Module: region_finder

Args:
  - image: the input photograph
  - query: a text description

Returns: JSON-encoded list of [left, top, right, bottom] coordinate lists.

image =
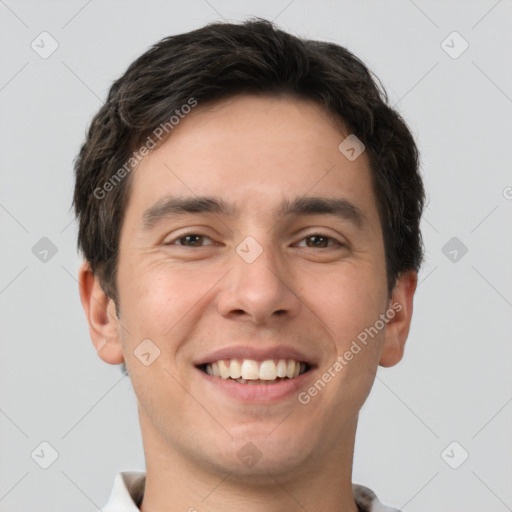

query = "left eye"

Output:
[[296, 234, 341, 248]]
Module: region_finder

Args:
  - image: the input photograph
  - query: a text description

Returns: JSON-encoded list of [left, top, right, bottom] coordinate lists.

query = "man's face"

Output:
[[96, 94, 409, 478]]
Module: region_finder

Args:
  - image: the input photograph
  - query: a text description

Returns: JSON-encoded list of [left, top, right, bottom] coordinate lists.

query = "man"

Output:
[[74, 18, 424, 512]]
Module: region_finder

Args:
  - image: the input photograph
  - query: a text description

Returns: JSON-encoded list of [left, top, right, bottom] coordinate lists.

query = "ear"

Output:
[[78, 261, 125, 365], [379, 269, 418, 368]]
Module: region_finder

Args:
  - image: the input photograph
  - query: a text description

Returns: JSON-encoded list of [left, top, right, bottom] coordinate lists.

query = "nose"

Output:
[[217, 240, 302, 325]]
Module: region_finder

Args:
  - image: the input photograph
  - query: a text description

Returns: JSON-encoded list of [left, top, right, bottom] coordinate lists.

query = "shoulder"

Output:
[[353, 484, 402, 512]]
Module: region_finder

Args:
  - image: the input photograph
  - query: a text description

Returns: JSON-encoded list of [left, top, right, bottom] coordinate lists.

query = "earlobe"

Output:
[[78, 261, 125, 365], [379, 270, 418, 368]]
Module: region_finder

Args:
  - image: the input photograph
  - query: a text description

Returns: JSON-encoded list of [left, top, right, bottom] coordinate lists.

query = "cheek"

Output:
[[117, 261, 226, 373], [120, 262, 205, 328], [302, 262, 387, 345], [117, 266, 200, 411]]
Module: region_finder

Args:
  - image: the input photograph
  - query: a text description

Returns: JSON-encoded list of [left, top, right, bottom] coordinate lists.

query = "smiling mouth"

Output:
[[198, 358, 312, 384]]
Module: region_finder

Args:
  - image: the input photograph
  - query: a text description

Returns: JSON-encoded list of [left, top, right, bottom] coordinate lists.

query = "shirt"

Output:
[[102, 472, 402, 512]]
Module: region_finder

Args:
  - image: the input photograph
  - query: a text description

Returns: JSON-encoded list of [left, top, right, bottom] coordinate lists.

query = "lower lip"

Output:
[[196, 367, 314, 404]]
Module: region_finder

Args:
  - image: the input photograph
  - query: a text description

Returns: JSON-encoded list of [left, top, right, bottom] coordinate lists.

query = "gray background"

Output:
[[1, 0, 511, 510]]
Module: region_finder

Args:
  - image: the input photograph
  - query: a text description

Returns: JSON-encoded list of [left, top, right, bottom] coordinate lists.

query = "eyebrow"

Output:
[[139, 195, 368, 232]]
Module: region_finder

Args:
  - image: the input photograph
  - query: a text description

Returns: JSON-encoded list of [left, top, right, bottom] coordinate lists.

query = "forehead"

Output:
[[123, 94, 379, 228]]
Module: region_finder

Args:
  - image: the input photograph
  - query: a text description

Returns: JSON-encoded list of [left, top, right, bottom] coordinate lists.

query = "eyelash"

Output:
[[165, 232, 344, 249]]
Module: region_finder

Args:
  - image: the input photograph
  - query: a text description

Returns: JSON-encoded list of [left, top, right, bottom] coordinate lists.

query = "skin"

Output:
[[79, 94, 417, 512]]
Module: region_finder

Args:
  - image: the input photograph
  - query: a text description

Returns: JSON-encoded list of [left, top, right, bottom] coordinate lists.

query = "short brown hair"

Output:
[[73, 18, 425, 307]]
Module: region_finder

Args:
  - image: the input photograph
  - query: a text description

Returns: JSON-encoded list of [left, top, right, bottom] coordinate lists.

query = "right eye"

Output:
[[164, 233, 215, 247]]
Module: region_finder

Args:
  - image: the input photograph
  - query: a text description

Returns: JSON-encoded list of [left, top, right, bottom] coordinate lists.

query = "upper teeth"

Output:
[[205, 359, 306, 380]]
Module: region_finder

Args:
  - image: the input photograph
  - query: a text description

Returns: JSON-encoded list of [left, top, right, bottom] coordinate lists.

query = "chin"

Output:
[[201, 428, 315, 480]]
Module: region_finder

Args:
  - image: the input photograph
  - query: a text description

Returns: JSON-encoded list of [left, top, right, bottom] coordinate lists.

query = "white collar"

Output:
[[102, 472, 145, 512], [102, 471, 401, 512]]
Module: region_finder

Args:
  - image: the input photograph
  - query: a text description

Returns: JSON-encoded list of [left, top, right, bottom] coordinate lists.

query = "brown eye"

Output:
[[179, 234, 204, 246], [306, 235, 329, 248], [297, 234, 342, 249], [166, 233, 214, 247]]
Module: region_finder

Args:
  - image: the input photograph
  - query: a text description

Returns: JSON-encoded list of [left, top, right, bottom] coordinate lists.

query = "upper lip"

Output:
[[193, 345, 317, 366]]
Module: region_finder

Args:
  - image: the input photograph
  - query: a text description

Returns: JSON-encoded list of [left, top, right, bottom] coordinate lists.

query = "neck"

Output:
[[138, 413, 360, 512]]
